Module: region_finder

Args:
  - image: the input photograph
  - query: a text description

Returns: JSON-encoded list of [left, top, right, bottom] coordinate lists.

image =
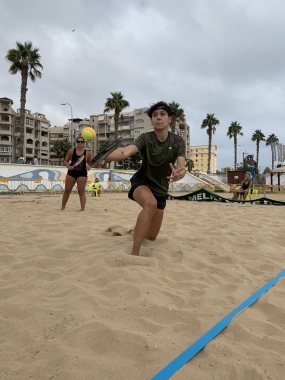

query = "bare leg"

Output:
[[61, 175, 76, 210], [145, 209, 164, 241], [77, 176, 88, 211], [243, 190, 248, 200], [233, 190, 238, 200], [131, 186, 158, 256]]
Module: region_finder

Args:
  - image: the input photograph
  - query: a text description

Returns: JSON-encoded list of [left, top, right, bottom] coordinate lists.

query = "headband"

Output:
[[148, 104, 173, 117]]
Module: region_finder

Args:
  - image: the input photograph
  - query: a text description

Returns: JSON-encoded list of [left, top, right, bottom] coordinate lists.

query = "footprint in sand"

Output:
[[105, 226, 133, 237]]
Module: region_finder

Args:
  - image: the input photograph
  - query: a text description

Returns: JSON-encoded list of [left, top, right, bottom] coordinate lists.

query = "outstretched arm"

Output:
[[105, 144, 139, 162]]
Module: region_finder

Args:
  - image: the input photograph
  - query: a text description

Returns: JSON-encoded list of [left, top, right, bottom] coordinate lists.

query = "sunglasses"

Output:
[[77, 140, 84, 143]]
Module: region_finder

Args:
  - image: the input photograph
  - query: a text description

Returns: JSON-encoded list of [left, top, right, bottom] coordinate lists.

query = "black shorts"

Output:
[[67, 171, 87, 180], [128, 184, 167, 210]]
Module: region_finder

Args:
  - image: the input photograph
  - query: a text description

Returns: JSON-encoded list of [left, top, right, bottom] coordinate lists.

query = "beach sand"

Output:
[[0, 192, 284, 380]]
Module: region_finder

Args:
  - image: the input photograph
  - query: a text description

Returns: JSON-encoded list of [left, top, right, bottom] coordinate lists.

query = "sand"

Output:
[[0, 192, 284, 380]]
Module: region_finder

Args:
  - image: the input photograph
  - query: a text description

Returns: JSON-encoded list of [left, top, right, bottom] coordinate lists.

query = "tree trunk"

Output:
[[114, 111, 119, 140], [208, 128, 212, 172], [256, 142, 259, 171], [272, 154, 274, 170], [20, 67, 28, 157], [234, 136, 237, 170]]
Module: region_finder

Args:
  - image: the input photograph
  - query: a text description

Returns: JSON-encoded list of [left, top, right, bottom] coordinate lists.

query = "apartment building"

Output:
[[89, 107, 190, 158], [190, 145, 217, 174], [49, 126, 64, 165], [0, 97, 15, 163], [0, 97, 50, 164]]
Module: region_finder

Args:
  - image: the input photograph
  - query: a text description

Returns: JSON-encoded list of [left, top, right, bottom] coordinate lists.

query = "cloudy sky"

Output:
[[1, 0, 285, 170]]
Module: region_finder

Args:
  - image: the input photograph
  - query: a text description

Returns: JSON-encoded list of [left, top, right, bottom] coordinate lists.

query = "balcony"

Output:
[[0, 129, 11, 135], [26, 133, 34, 140], [0, 138, 11, 145]]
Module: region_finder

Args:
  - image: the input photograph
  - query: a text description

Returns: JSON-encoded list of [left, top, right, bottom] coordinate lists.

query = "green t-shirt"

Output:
[[131, 132, 185, 197]]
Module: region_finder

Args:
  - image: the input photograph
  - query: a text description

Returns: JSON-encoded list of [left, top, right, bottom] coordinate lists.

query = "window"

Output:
[[26, 118, 34, 125], [41, 160, 48, 165], [134, 128, 144, 134], [0, 146, 10, 152], [0, 156, 11, 162], [41, 122, 49, 129], [64, 128, 69, 134], [1, 116, 9, 122], [135, 119, 144, 124], [42, 142, 48, 147], [27, 139, 33, 145], [26, 148, 33, 154], [1, 136, 9, 141], [0, 125, 10, 131]]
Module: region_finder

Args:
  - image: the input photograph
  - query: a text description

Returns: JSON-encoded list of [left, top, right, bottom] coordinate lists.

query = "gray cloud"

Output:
[[1, 0, 285, 170]]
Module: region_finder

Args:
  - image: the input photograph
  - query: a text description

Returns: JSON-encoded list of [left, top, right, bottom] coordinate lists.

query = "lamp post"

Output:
[[238, 144, 247, 167], [61, 103, 74, 147]]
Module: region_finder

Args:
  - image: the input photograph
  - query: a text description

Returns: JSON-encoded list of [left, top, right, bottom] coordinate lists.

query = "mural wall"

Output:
[[0, 164, 204, 193]]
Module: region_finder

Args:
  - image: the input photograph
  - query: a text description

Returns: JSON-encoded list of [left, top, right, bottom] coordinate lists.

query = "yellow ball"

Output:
[[82, 127, 96, 141]]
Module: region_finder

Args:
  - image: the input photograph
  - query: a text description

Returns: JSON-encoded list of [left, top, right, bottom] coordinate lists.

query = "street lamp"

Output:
[[61, 103, 74, 147], [238, 144, 247, 166]]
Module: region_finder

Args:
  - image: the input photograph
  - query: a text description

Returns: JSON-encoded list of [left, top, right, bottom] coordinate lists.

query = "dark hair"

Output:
[[76, 138, 85, 142], [146, 101, 174, 118]]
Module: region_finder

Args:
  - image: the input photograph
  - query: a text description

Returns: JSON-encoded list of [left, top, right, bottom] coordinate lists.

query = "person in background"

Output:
[[92, 177, 102, 196], [33, 156, 39, 165], [61, 137, 91, 211], [18, 156, 24, 164], [233, 172, 253, 200]]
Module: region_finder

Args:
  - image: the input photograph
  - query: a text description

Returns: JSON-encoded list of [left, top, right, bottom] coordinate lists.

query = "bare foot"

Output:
[[80, 209, 85, 211], [60, 207, 65, 210]]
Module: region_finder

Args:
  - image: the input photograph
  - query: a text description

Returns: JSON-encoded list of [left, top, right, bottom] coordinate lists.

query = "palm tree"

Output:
[[104, 92, 130, 140], [201, 113, 220, 173], [251, 130, 265, 171], [186, 159, 194, 172], [169, 101, 185, 134], [52, 140, 71, 165], [227, 121, 243, 170], [265, 134, 279, 169], [5, 41, 43, 156]]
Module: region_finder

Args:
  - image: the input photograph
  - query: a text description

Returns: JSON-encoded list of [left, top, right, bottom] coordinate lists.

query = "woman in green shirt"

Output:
[[105, 101, 186, 256]]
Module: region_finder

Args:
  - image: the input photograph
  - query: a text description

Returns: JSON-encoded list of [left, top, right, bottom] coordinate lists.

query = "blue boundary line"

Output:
[[151, 269, 285, 380]]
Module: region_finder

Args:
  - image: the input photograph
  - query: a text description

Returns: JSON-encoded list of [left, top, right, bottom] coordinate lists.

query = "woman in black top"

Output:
[[61, 137, 92, 211], [233, 172, 253, 200]]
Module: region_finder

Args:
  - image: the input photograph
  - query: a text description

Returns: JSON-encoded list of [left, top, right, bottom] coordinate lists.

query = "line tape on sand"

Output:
[[151, 269, 285, 380]]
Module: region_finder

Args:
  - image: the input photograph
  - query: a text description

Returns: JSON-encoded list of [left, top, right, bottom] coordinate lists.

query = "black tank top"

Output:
[[70, 148, 87, 173], [242, 180, 250, 190]]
